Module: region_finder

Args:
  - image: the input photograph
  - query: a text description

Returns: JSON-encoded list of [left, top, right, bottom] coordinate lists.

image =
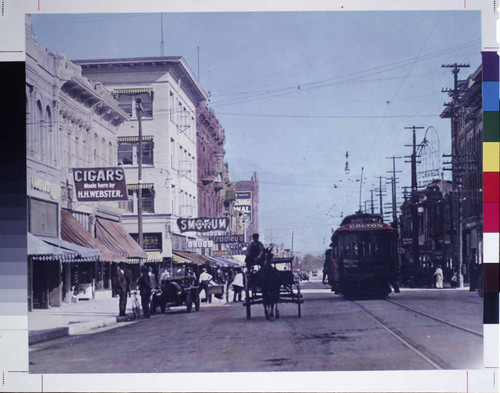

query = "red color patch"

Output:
[[483, 202, 500, 232], [483, 172, 500, 202]]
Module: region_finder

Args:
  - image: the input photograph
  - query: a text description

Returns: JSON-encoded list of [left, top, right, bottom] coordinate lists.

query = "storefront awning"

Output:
[[96, 217, 148, 260], [129, 250, 163, 264], [28, 233, 77, 261], [172, 252, 193, 264], [38, 236, 100, 262], [173, 251, 210, 266], [61, 210, 126, 263]]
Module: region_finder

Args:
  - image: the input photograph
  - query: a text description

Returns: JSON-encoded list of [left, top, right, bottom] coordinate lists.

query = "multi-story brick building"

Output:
[[26, 18, 145, 309], [76, 56, 208, 262], [196, 103, 225, 218], [441, 65, 483, 285]]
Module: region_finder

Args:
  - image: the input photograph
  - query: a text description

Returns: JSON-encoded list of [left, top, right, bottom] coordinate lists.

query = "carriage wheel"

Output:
[[245, 286, 251, 320], [297, 281, 302, 318]]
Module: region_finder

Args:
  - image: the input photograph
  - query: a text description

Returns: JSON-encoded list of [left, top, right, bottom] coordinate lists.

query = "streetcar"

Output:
[[329, 212, 398, 298]]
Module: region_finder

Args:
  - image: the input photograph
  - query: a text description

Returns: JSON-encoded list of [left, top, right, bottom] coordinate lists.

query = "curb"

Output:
[[29, 314, 136, 345]]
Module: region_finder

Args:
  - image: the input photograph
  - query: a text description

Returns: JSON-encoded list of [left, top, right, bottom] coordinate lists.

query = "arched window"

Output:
[[46, 106, 53, 166], [101, 138, 106, 166], [36, 100, 43, 162]]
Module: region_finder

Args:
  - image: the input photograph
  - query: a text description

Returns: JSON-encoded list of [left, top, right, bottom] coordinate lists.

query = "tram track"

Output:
[[352, 299, 483, 370], [384, 299, 483, 337]]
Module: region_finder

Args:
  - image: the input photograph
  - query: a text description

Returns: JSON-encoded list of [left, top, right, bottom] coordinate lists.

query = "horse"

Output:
[[258, 249, 282, 320]]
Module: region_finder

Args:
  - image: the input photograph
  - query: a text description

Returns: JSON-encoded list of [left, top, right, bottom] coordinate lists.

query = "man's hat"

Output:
[[252, 233, 259, 239]]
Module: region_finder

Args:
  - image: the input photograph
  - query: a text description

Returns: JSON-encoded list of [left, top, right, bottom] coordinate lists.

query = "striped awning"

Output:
[[113, 88, 153, 99], [38, 236, 101, 263], [118, 135, 153, 143], [173, 251, 210, 266], [127, 183, 154, 190], [173, 252, 193, 264], [28, 233, 77, 261], [129, 250, 163, 264]]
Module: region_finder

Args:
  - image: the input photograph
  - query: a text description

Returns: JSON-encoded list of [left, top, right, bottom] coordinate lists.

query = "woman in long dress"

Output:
[[433, 265, 444, 289]]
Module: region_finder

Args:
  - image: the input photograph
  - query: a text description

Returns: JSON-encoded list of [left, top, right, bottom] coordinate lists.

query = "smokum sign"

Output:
[[177, 217, 230, 233], [73, 167, 128, 202]]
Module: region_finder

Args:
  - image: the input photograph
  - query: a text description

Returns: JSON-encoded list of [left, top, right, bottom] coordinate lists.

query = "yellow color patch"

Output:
[[483, 142, 500, 172]]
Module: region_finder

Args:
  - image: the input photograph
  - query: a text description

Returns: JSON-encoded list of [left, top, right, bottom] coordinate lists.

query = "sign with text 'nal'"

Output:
[[73, 167, 129, 202]]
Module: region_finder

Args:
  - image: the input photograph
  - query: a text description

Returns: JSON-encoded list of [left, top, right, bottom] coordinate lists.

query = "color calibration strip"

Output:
[[482, 51, 500, 326]]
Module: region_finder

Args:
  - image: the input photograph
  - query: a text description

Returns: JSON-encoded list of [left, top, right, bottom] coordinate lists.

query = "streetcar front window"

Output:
[[338, 232, 393, 259]]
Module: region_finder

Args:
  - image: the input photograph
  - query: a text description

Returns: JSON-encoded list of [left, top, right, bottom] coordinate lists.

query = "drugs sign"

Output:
[[73, 167, 128, 202]]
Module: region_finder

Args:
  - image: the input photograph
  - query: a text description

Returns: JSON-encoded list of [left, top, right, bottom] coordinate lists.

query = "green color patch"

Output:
[[483, 111, 500, 142]]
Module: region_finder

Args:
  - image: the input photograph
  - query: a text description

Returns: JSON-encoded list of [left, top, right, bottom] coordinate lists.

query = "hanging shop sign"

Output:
[[131, 233, 162, 251], [30, 177, 61, 200], [212, 235, 245, 244], [213, 250, 228, 257], [234, 191, 252, 223], [187, 240, 214, 249], [72, 167, 128, 202], [177, 217, 230, 233]]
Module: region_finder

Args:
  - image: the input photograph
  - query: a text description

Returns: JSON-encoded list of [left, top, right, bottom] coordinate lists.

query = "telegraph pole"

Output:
[[370, 189, 375, 214], [385, 156, 402, 227], [136, 99, 144, 261], [442, 63, 469, 288], [378, 176, 384, 220], [405, 126, 424, 265]]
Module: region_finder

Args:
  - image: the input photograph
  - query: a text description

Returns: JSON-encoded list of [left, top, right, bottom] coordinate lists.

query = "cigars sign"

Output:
[[72, 167, 128, 202]]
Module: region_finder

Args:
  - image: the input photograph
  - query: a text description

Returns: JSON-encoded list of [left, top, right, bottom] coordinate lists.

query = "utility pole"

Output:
[[442, 63, 469, 288], [358, 167, 364, 213], [160, 13, 165, 57], [370, 189, 375, 214], [379, 176, 384, 220], [385, 156, 402, 227], [405, 126, 424, 266], [136, 99, 144, 262]]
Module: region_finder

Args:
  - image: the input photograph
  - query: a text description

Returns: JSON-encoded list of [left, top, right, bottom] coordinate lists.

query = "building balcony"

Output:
[[202, 170, 216, 185]]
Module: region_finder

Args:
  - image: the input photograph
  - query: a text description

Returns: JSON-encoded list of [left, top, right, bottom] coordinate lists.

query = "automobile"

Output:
[[152, 264, 200, 313]]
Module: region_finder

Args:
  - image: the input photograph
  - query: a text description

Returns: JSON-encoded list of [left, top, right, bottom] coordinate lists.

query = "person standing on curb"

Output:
[[138, 265, 152, 318], [232, 268, 244, 302], [198, 267, 213, 303], [116, 263, 129, 317]]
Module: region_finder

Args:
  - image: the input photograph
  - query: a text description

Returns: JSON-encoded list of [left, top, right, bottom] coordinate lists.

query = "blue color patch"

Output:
[[483, 81, 500, 112]]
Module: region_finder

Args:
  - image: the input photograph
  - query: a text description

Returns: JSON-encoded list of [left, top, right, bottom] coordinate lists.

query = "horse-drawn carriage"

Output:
[[244, 250, 303, 320]]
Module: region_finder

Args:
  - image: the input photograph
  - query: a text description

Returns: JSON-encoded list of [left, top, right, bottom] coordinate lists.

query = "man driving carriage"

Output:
[[245, 233, 265, 270]]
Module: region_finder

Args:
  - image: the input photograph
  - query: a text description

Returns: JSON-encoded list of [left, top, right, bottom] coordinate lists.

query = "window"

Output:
[[119, 184, 155, 213], [117, 136, 154, 166], [113, 88, 154, 118], [118, 142, 133, 165]]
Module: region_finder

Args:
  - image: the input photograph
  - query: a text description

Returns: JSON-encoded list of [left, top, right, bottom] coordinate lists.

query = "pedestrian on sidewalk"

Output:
[[433, 264, 444, 289], [116, 263, 130, 316], [148, 266, 157, 314], [198, 267, 213, 303], [232, 268, 244, 302], [138, 265, 152, 318]]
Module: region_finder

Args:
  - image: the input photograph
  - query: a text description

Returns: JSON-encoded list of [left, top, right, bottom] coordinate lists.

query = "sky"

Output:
[[29, 11, 482, 255]]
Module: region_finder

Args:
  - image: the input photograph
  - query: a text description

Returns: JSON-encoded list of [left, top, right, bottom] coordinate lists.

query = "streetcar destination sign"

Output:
[[72, 167, 128, 202], [177, 217, 230, 233]]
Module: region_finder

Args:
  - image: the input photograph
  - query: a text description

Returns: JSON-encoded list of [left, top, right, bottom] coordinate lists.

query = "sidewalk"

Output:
[[29, 294, 135, 345], [29, 290, 233, 345]]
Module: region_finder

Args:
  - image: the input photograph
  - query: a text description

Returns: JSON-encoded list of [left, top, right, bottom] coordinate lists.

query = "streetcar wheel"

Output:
[[186, 291, 192, 313]]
